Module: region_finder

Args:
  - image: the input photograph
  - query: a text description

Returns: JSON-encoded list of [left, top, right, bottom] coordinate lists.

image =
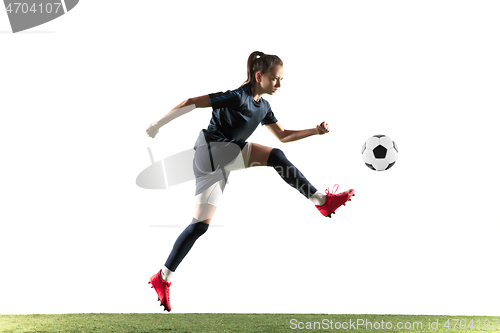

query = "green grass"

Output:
[[1, 314, 499, 333]]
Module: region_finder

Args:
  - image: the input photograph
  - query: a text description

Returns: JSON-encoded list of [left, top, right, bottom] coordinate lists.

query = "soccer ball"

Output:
[[361, 135, 398, 171]]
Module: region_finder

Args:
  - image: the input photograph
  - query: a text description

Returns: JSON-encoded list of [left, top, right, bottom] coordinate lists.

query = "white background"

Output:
[[1, 0, 499, 316]]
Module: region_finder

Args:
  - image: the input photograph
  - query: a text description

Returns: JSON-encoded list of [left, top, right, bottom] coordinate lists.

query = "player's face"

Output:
[[261, 65, 284, 95]]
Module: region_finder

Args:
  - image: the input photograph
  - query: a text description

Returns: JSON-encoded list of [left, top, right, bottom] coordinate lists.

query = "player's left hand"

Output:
[[316, 121, 329, 135], [146, 122, 159, 138]]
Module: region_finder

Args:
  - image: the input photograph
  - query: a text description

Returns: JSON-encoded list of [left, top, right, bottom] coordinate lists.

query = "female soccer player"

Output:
[[146, 51, 355, 311]]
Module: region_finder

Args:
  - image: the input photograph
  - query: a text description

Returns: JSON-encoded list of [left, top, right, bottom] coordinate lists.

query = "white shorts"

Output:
[[194, 179, 224, 207], [194, 143, 252, 207]]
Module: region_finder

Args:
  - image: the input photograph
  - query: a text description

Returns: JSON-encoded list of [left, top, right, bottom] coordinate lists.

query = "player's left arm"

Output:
[[266, 121, 329, 143]]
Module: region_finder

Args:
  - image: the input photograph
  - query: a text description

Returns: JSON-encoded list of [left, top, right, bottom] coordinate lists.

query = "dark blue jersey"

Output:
[[192, 84, 278, 195], [203, 84, 278, 144]]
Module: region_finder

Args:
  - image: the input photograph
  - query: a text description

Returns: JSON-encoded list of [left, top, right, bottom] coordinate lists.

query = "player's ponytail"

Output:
[[241, 51, 283, 87]]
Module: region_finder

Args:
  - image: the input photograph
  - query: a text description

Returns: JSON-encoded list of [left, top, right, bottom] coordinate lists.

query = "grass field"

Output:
[[1, 314, 499, 333]]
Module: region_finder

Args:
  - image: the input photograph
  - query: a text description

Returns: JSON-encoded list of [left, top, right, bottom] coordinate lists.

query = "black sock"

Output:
[[266, 148, 318, 199], [165, 218, 209, 271]]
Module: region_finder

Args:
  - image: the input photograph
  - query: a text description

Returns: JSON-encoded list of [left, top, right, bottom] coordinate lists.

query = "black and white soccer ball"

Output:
[[361, 135, 398, 171]]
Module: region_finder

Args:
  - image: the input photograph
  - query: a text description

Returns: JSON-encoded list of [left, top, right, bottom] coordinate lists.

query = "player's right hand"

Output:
[[146, 123, 159, 138]]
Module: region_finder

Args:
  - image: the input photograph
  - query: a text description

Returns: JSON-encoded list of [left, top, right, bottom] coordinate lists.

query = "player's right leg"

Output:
[[244, 142, 355, 217]]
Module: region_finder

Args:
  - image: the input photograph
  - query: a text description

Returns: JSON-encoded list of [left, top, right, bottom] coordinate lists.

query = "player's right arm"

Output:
[[146, 95, 211, 138]]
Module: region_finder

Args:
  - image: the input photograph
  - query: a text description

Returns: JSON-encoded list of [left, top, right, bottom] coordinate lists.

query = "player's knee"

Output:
[[267, 148, 287, 167], [191, 218, 209, 236], [198, 218, 212, 225]]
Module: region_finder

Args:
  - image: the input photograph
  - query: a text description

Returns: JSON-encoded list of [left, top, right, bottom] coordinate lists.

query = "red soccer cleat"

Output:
[[315, 185, 355, 218], [149, 270, 171, 312]]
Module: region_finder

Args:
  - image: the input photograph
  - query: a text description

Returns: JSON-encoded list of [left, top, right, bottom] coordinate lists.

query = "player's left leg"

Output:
[[149, 182, 222, 312], [161, 188, 220, 276]]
